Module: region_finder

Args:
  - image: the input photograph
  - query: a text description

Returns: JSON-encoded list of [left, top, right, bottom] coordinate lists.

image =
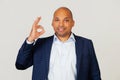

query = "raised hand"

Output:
[[27, 17, 45, 42]]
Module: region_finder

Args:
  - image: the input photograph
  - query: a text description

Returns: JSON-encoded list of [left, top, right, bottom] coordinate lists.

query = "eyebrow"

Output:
[[64, 17, 71, 19], [54, 17, 71, 19]]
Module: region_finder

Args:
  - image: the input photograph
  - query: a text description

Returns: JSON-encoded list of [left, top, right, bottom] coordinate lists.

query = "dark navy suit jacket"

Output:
[[15, 34, 101, 80]]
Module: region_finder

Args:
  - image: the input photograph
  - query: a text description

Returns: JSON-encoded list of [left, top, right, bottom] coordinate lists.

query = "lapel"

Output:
[[44, 36, 54, 77], [74, 34, 83, 76]]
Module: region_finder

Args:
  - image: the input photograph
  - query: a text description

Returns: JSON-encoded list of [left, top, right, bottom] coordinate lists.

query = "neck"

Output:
[[55, 33, 71, 42]]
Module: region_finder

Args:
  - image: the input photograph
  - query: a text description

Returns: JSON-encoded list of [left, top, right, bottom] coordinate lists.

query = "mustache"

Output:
[[57, 26, 66, 29], [57, 26, 65, 28]]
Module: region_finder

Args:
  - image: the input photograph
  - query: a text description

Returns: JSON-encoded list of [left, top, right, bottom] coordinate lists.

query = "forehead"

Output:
[[53, 8, 72, 19]]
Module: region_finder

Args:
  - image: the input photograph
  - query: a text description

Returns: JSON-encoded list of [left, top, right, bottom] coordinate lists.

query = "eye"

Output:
[[55, 20, 59, 21], [64, 19, 69, 22], [54, 18, 59, 21]]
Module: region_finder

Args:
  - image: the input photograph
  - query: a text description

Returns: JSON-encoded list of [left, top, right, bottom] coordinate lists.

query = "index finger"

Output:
[[33, 17, 41, 26]]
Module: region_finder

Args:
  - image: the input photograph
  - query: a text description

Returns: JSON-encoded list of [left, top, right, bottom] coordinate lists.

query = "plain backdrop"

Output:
[[0, 0, 120, 80]]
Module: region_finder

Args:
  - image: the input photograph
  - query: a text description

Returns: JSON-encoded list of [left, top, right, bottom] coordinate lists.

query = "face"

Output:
[[52, 8, 74, 38]]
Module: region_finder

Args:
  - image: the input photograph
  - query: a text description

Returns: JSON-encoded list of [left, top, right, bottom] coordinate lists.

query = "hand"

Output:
[[27, 17, 45, 42]]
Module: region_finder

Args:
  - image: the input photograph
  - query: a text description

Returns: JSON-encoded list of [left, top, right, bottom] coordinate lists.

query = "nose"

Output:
[[59, 21, 64, 27]]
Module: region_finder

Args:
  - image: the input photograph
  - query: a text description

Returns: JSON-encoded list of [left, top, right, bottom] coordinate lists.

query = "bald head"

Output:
[[53, 7, 73, 20], [52, 7, 75, 41]]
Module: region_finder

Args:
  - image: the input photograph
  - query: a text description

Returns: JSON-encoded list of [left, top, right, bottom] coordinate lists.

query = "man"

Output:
[[15, 7, 101, 80]]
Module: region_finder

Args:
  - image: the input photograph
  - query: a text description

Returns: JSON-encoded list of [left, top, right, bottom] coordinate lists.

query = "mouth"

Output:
[[57, 27, 65, 32]]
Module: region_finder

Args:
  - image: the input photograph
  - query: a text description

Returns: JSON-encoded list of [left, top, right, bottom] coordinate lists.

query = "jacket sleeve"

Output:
[[88, 40, 101, 80], [15, 39, 34, 70]]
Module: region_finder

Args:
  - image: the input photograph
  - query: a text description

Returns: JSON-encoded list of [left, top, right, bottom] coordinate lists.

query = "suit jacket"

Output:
[[15, 34, 101, 80]]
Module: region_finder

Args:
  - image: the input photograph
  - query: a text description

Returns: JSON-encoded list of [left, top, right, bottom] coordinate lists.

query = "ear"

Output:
[[72, 20, 75, 27], [51, 20, 54, 27]]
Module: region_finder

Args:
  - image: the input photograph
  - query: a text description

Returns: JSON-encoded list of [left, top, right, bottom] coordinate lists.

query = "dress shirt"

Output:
[[48, 33, 77, 80]]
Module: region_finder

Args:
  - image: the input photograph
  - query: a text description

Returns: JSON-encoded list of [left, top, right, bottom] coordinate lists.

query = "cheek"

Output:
[[52, 24, 58, 31], [66, 25, 74, 31], [66, 23, 73, 28], [52, 22, 58, 27]]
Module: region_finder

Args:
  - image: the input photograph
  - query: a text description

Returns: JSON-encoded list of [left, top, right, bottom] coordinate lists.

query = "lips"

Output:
[[57, 27, 65, 32]]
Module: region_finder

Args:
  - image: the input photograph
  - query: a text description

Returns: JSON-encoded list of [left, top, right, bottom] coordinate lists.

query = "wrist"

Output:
[[27, 37, 35, 42]]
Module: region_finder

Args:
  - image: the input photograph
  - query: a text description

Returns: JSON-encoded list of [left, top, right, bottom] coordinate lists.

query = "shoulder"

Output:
[[35, 35, 54, 45], [74, 34, 95, 51], [74, 34, 94, 46], [74, 34, 92, 42], [37, 35, 54, 41]]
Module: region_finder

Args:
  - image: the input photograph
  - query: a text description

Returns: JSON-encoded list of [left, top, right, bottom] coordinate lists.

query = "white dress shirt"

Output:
[[48, 33, 77, 80]]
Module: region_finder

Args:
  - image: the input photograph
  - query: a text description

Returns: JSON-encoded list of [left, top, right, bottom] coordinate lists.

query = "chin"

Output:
[[56, 33, 68, 37]]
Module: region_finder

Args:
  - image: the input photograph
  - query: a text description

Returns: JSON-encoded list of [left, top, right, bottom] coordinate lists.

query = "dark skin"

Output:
[[27, 7, 74, 42]]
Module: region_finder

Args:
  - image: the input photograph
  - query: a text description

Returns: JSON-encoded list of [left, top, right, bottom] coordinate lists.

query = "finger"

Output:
[[36, 25, 43, 31], [33, 17, 41, 26], [37, 25, 45, 33], [37, 28, 42, 32]]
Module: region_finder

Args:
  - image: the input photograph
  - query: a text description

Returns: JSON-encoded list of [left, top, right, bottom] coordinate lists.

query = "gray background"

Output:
[[0, 0, 120, 80]]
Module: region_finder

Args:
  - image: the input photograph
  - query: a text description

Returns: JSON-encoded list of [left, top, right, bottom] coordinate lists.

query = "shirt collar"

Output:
[[53, 33, 76, 43]]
